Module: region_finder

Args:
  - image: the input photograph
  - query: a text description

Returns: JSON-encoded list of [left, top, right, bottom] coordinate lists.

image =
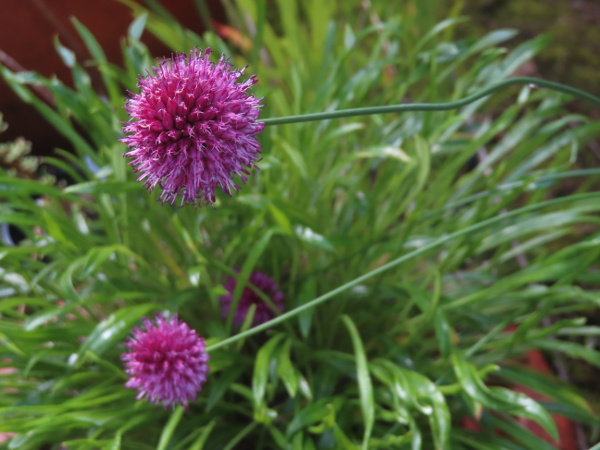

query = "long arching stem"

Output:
[[206, 192, 600, 352], [206, 77, 600, 352], [262, 77, 600, 126]]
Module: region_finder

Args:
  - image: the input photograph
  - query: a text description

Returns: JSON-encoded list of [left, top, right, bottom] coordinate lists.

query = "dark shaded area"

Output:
[[447, 0, 600, 166], [457, 0, 600, 107], [0, 0, 225, 156]]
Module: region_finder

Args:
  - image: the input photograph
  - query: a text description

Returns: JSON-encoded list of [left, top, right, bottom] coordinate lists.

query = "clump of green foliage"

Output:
[[0, 1, 599, 448]]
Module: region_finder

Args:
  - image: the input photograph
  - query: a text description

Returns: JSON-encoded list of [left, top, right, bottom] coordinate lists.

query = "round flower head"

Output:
[[122, 48, 264, 206], [220, 271, 285, 327], [122, 314, 210, 409]]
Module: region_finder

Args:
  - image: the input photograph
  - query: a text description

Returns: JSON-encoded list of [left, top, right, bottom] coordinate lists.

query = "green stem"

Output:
[[206, 191, 600, 352], [262, 77, 600, 126]]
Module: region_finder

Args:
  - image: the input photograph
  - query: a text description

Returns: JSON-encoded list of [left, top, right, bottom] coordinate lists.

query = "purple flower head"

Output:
[[122, 48, 264, 206], [220, 271, 285, 327], [122, 314, 210, 409]]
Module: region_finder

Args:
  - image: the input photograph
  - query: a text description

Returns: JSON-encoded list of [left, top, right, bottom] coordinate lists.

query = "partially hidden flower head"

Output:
[[122, 314, 210, 409], [220, 271, 285, 327], [122, 48, 264, 206]]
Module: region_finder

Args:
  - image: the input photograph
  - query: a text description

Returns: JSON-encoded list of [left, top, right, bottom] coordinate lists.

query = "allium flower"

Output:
[[220, 271, 285, 327], [122, 48, 264, 206], [122, 314, 210, 409]]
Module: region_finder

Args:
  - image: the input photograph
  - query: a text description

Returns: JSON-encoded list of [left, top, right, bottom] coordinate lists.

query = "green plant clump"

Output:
[[1, 1, 599, 449]]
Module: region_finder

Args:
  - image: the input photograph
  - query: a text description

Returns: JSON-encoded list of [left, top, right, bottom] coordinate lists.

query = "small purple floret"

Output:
[[121, 48, 264, 206], [122, 314, 210, 409], [220, 271, 285, 327]]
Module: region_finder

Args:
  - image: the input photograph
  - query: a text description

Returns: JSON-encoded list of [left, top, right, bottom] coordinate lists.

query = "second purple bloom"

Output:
[[220, 271, 285, 327]]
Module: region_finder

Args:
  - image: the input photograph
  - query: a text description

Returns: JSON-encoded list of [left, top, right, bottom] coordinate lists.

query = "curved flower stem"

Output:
[[262, 77, 600, 126], [206, 191, 600, 352]]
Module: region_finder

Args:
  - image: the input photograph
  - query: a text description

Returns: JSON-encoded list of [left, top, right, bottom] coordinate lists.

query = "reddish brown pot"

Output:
[[0, 0, 225, 156]]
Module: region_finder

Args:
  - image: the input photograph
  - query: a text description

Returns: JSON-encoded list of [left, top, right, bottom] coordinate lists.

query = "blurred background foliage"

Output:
[[454, 0, 600, 100], [0, 0, 599, 449]]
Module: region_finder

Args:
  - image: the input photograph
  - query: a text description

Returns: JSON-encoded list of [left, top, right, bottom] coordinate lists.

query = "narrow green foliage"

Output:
[[0, 0, 599, 449], [342, 315, 374, 449]]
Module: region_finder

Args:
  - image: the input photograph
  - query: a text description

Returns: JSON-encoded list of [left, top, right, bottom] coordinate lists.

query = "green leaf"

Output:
[[528, 339, 600, 368], [129, 13, 148, 41], [451, 349, 558, 441], [107, 432, 122, 450], [294, 225, 334, 251], [297, 279, 317, 339], [493, 416, 557, 450], [222, 422, 258, 450], [156, 405, 184, 450], [342, 315, 374, 450], [371, 359, 450, 450], [188, 420, 217, 450], [76, 303, 158, 365], [499, 367, 595, 421], [252, 333, 285, 414], [54, 37, 76, 68], [71, 17, 121, 106], [286, 398, 336, 437], [276, 338, 299, 397]]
